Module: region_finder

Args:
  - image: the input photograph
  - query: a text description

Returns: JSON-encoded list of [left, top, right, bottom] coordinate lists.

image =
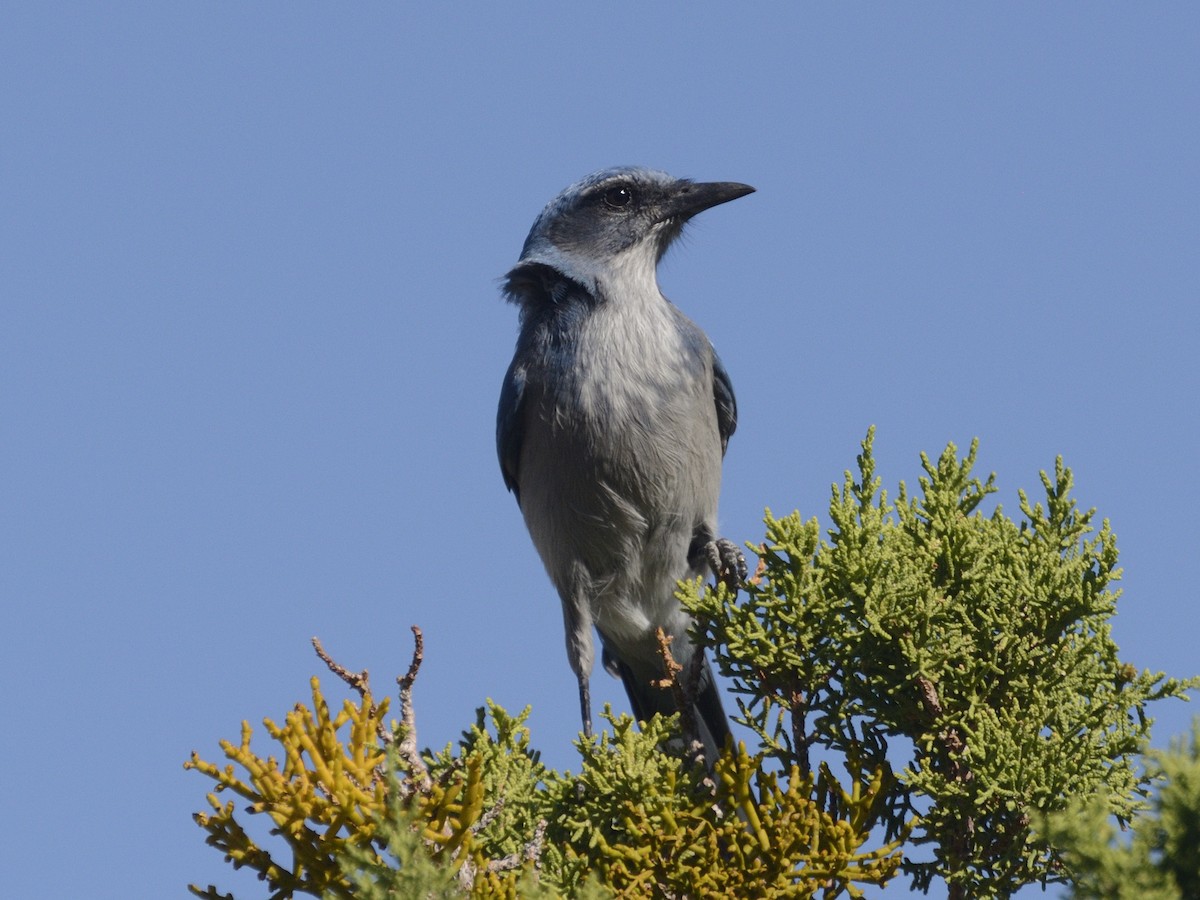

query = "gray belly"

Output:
[[517, 380, 722, 647]]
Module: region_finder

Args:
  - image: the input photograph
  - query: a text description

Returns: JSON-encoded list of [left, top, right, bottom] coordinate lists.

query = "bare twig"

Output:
[[397, 625, 431, 791], [487, 818, 548, 874], [653, 628, 707, 763], [456, 858, 477, 892], [311, 636, 391, 749], [915, 673, 943, 718], [309, 629, 431, 791], [398, 624, 425, 697], [915, 673, 974, 899], [312, 636, 372, 698], [915, 674, 969, 775], [750, 544, 768, 586], [473, 797, 504, 834], [652, 627, 684, 691]]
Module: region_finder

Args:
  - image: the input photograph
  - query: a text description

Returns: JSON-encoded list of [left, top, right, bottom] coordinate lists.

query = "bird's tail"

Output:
[[613, 650, 731, 763]]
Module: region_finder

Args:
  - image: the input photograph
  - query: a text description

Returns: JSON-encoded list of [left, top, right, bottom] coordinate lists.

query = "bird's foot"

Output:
[[705, 538, 747, 593]]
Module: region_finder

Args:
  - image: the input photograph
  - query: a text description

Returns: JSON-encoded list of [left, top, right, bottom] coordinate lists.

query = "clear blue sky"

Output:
[[3, 5, 1197, 897]]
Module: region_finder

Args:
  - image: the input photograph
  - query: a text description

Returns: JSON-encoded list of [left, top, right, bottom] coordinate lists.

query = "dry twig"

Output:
[[396, 625, 431, 791]]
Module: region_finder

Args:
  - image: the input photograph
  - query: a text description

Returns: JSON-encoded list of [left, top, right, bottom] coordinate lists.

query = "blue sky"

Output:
[[3, 5, 1197, 897]]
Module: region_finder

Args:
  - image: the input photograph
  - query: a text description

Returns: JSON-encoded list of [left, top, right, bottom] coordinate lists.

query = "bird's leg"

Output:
[[704, 538, 748, 593], [578, 672, 593, 738]]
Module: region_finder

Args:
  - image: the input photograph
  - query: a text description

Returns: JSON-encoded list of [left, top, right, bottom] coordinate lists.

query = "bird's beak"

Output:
[[660, 180, 756, 223]]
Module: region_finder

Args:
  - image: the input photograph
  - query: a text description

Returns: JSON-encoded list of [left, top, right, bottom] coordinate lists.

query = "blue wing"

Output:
[[712, 351, 737, 456], [496, 358, 527, 502]]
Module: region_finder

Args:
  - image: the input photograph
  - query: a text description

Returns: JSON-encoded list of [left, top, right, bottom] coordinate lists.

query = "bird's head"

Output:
[[507, 166, 754, 299]]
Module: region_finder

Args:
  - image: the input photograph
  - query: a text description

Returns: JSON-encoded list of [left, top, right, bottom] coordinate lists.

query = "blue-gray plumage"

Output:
[[496, 166, 753, 758]]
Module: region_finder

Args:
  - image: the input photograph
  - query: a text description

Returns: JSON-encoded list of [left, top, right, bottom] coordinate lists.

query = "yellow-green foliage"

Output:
[[185, 676, 390, 898], [546, 712, 905, 898], [187, 685, 900, 898], [186, 677, 537, 899]]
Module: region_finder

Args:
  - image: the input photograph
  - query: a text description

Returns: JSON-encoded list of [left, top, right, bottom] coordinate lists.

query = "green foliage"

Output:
[[425, 702, 551, 875], [338, 795, 469, 900], [685, 428, 1195, 896], [539, 710, 903, 898], [338, 715, 561, 900], [1154, 721, 1200, 896], [1039, 718, 1200, 899], [187, 432, 1196, 898]]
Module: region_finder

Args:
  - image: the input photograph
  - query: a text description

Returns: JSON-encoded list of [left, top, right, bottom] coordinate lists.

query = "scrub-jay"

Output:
[[496, 166, 753, 757]]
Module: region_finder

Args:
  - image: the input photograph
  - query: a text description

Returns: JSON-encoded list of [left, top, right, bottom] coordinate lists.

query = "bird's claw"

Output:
[[705, 538, 747, 593]]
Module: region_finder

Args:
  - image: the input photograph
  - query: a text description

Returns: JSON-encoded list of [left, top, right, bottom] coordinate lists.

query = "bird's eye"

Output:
[[603, 185, 634, 210]]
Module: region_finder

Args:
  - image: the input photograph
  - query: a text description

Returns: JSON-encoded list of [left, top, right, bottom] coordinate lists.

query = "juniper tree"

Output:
[[685, 428, 1194, 895], [187, 432, 1195, 898]]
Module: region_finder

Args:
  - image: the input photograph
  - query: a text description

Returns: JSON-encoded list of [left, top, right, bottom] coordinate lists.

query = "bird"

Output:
[[496, 166, 753, 759]]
